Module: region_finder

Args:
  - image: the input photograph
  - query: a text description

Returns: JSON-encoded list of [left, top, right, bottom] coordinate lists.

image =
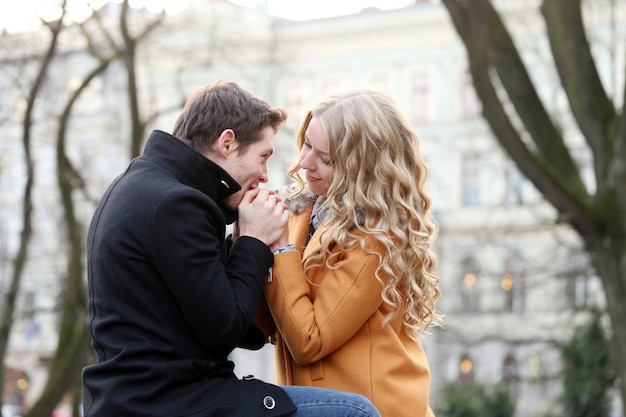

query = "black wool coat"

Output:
[[83, 130, 295, 417]]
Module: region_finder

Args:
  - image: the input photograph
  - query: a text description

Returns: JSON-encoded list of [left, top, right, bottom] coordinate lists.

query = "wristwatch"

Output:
[[272, 243, 296, 255], [268, 244, 296, 283]]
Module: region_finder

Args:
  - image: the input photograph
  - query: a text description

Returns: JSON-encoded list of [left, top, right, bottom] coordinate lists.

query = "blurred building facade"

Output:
[[0, 0, 622, 416]]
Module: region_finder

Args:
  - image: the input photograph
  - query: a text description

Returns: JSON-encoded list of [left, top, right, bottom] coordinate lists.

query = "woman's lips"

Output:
[[306, 173, 319, 182]]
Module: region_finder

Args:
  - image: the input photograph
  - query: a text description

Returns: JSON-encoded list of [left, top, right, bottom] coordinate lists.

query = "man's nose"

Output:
[[259, 167, 269, 183]]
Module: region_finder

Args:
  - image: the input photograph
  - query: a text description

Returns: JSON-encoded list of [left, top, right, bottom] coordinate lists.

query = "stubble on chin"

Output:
[[223, 191, 243, 211]]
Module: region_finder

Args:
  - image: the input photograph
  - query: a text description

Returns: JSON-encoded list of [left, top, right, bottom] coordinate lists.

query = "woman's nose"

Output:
[[300, 152, 314, 171]]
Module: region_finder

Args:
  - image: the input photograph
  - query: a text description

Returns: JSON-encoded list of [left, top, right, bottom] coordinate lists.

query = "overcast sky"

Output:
[[0, 0, 422, 33]]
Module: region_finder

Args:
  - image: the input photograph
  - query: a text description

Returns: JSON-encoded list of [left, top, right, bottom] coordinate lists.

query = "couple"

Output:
[[83, 80, 442, 417]]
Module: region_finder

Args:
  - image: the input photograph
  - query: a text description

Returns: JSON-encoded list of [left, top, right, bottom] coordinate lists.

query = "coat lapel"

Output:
[[289, 206, 332, 262], [289, 204, 313, 254], [303, 226, 324, 260]]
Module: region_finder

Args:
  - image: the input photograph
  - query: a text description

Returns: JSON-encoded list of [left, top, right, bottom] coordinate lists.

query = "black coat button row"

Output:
[[263, 396, 276, 410]]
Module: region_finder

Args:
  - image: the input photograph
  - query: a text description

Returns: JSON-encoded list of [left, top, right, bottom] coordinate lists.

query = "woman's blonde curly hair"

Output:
[[287, 89, 443, 340]]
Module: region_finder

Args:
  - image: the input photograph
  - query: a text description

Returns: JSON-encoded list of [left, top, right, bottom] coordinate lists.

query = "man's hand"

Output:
[[238, 188, 289, 247], [269, 223, 290, 253]]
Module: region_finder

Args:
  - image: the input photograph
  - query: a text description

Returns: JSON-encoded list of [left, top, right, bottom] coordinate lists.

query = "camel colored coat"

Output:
[[263, 201, 435, 417]]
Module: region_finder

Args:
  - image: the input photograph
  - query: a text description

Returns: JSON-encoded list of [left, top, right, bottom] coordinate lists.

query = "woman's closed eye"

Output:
[[304, 141, 331, 165]]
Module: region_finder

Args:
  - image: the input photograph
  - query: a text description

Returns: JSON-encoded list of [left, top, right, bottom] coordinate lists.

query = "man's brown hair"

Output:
[[172, 80, 286, 154]]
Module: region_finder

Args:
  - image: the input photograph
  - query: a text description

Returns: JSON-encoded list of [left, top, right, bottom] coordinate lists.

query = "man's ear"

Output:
[[215, 129, 237, 158]]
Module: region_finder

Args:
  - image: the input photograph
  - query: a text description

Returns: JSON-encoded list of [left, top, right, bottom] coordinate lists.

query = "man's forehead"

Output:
[[235, 136, 273, 157], [254, 129, 275, 151]]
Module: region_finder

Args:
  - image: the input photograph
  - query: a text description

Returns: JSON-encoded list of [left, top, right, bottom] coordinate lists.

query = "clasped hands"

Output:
[[237, 188, 290, 251]]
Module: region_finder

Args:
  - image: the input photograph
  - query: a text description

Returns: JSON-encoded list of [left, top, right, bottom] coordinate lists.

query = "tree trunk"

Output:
[[593, 245, 626, 410], [441, 0, 626, 411]]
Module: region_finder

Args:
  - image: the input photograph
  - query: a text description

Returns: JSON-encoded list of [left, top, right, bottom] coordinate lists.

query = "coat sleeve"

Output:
[[264, 237, 386, 365], [148, 188, 272, 355]]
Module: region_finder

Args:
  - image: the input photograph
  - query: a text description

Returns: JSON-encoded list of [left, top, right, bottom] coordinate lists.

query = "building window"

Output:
[[284, 83, 307, 130], [462, 70, 481, 119], [3, 366, 29, 409], [502, 355, 520, 399], [502, 253, 525, 313], [410, 72, 430, 122], [0, 80, 9, 117], [505, 159, 524, 205], [22, 291, 35, 320], [11, 86, 27, 121], [461, 154, 481, 206], [461, 257, 480, 313], [566, 252, 590, 310], [459, 354, 475, 384], [529, 353, 544, 382]]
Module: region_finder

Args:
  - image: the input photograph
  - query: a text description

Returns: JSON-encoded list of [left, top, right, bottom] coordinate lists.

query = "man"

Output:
[[82, 80, 380, 417]]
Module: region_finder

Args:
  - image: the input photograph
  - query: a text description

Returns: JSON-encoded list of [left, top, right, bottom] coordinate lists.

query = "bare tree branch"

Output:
[[119, 0, 166, 158], [0, 4, 66, 412], [486, 0, 587, 198], [541, 0, 617, 188], [441, 0, 599, 247]]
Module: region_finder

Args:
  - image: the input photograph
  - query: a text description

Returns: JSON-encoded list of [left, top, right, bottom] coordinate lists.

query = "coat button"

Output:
[[263, 395, 276, 410]]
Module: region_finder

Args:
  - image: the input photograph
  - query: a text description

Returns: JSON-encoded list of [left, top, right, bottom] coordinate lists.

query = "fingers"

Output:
[[237, 188, 290, 246], [240, 187, 262, 205], [252, 189, 281, 212], [279, 204, 289, 225], [242, 188, 278, 208]]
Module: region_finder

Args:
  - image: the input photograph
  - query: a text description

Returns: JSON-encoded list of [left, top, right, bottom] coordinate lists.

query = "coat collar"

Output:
[[141, 129, 241, 223], [285, 196, 329, 260], [274, 182, 318, 215]]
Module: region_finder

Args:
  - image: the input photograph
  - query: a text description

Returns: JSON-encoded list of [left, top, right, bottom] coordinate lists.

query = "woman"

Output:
[[263, 90, 443, 417]]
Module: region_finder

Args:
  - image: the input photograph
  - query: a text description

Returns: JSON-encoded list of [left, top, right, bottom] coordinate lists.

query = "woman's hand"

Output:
[[238, 188, 289, 247]]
